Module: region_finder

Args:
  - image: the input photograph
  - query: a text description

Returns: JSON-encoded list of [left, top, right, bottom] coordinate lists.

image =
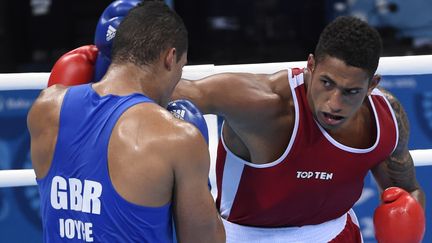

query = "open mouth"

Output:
[[321, 112, 345, 126]]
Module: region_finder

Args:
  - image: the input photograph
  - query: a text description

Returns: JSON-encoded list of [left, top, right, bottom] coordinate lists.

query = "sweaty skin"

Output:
[[28, 51, 225, 242], [173, 54, 425, 208]]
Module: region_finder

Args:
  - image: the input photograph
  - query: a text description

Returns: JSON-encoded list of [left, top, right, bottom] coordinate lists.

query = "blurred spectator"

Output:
[[0, 0, 111, 72], [1, 0, 431, 73], [328, 0, 432, 55]]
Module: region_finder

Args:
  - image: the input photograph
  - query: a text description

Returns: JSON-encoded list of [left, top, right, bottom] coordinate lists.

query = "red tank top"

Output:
[[215, 68, 398, 227]]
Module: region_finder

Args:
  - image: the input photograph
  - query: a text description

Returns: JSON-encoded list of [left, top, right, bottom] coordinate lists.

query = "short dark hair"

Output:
[[314, 16, 382, 77], [111, 0, 188, 66]]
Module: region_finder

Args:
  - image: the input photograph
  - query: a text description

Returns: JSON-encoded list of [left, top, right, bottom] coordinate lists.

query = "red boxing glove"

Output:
[[373, 187, 425, 243], [47, 45, 99, 87]]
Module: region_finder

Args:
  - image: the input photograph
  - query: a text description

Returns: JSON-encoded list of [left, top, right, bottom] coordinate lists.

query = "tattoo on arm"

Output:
[[379, 89, 419, 192]]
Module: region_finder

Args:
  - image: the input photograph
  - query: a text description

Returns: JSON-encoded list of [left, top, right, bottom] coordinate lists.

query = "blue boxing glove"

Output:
[[93, 0, 140, 82], [167, 99, 209, 144], [167, 99, 211, 191]]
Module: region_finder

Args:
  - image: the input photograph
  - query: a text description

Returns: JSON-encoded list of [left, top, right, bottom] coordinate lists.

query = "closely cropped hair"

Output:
[[112, 0, 188, 66], [314, 16, 382, 77]]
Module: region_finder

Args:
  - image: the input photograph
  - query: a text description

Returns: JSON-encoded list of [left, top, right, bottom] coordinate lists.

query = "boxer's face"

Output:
[[306, 55, 376, 131]]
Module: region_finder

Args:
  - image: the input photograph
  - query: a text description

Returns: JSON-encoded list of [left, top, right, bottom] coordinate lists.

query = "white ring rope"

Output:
[[0, 169, 36, 188], [0, 55, 431, 188], [0, 149, 430, 188], [0, 55, 432, 90]]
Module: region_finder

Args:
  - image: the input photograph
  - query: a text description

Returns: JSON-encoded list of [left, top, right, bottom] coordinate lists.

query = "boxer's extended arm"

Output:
[[173, 72, 283, 118], [170, 122, 225, 242]]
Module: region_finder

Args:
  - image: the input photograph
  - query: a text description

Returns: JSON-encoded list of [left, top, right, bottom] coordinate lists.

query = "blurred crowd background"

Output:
[[0, 0, 431, 73]]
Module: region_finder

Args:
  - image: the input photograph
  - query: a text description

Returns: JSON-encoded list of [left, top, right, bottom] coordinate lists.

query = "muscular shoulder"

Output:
[[377, 86, 400, 108], [114, 103, 209, 165], [27, 84, 68, 134], [377, 86, 409, 153]]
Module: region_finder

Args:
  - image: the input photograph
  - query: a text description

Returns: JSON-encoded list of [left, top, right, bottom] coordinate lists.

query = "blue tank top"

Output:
[[36, 84, 173, 242]]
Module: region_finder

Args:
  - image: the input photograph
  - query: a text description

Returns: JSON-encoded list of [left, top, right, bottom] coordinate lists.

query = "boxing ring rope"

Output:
[[1, 54, 432, 91], [0, 55, 431, 188], [0, 148, 430, 188]]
